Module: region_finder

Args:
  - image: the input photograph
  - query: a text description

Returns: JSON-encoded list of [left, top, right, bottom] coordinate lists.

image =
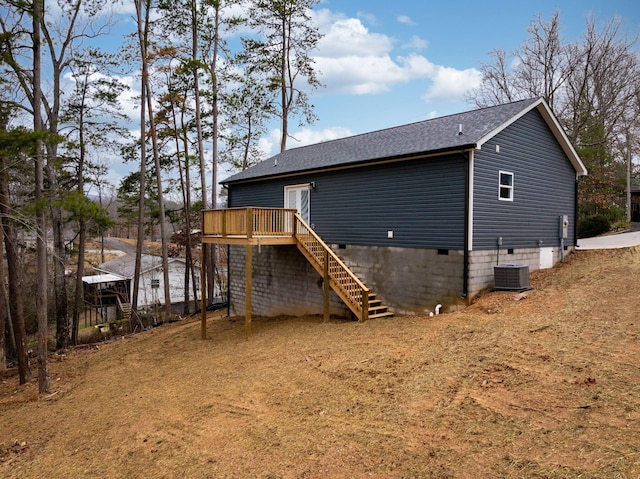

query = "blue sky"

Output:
[[290, 0, 640, 151], [100, 0, 640, 188]]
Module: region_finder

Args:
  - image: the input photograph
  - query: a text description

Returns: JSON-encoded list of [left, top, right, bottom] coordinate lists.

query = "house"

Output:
[[202, 98, 587, 323], [95, 254, 202, 314]]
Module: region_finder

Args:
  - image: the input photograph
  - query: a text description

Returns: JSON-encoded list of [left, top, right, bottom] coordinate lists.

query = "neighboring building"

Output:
[[95, 254, 202, 313], [82, 273, 131, 325], [210, 98, 587, 318]]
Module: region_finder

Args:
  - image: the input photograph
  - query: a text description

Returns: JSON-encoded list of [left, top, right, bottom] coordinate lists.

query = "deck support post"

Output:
[[323, 249, 330, 322], [245, 244, 252, 339], [200, 241, 207, 339], [245, 208, 253, 339], [361, 289, 369, 322]]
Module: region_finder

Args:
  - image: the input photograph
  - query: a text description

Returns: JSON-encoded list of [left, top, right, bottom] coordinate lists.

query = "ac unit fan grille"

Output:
[[494, 264, 530, 291]]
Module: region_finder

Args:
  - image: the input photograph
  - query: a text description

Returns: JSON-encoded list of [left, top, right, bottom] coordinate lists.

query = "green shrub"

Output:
[[610, 219, 630, 232], [578, 215, 610, 238], [603, 205, 626, 224]]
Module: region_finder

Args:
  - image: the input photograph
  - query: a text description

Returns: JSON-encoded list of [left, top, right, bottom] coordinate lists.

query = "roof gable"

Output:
[[476, 98, 586, 176], [224, 98, 586, 184]]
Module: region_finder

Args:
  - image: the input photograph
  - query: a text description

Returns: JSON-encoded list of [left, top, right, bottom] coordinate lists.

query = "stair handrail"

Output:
[[293, 213, 369, 320]]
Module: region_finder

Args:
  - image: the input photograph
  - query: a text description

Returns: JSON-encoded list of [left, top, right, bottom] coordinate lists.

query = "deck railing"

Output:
[[294, 214, 369, 321], [202, 207, 297, 238]]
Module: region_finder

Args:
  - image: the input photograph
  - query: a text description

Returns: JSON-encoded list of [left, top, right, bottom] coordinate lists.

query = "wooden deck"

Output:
[[200, 208, 392, 338], [201, 207, 297, 245]]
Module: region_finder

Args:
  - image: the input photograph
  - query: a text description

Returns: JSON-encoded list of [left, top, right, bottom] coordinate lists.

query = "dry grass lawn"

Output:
[[1, 248, 639, 478]]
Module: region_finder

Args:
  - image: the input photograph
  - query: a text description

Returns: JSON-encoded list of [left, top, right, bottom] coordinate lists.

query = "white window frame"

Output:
[[498, 170, 514, 202]]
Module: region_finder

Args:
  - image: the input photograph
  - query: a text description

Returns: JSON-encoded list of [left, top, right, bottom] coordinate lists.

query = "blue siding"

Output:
[[228, 182, 283, 208], [229, 153, 467, 249], [473, 109, 577, 250]]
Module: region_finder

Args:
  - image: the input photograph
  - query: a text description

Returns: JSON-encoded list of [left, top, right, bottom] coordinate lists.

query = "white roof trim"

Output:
[[82, 273, 128, 285], [476, 97, 588, 177]]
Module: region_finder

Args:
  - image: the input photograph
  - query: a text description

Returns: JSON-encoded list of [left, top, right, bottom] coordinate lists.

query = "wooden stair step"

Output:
[[368, 302, 386, 310], [368, 311, 394, 319]]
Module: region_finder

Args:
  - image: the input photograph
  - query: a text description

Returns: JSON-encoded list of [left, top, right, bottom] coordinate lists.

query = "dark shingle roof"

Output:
[[223, 98, 556, 184], [96, 254, 178, 279]]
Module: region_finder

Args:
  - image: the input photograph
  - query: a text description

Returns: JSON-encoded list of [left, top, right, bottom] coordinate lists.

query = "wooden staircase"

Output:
[[293, 214, 393, 321], [116, 295, 132, 322]]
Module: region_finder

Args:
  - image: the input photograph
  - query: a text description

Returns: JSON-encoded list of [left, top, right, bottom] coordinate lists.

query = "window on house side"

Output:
[[498, 171, 514, 201]]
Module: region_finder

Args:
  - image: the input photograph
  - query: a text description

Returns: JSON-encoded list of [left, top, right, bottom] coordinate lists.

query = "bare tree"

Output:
[[1, 0, 119, 349], [471, 12, 578, 112], [469, 12, 640, 223], [33, 0, 49, 394], [39, 0, 116, 348], [565, 17, 640, 219]]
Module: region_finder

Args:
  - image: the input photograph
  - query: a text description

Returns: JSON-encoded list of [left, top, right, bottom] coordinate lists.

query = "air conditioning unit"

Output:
[[494, 264, 530, 291]]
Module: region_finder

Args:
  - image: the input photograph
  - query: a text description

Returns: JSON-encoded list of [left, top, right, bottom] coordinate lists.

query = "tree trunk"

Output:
[[179, 110, 194, 315], [0, 231, 6, 371], [50, 177, 68, 349], [279, 14, 288, 153], [626, 129, 632, 223], [145, 80, 172, 322], [33, 0, 50, 394], [189, 0, 205, 313], [167, 91, 191, 315], [207, 5, 221, 306], [72, 220, 87, 345], [132, 0, 149, 315], [0, 155, 31, 384]]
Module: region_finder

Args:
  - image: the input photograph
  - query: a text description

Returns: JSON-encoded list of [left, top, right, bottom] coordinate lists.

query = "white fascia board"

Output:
[[82, 273, 128, 284]]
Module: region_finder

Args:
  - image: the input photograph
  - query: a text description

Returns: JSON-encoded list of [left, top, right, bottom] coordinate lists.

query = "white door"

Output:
[[284, 184, 311, 224], [539, 247, 554, 269]]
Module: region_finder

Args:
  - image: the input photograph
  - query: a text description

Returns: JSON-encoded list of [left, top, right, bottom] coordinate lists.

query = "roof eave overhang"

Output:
[[222, 144, 478, 187]]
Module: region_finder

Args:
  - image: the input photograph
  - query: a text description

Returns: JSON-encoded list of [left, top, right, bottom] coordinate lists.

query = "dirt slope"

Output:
[[1, 248, 639, 478]]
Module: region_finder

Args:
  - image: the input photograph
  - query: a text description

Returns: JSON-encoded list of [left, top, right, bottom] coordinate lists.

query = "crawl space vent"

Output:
[[493, 264, 530, 291]]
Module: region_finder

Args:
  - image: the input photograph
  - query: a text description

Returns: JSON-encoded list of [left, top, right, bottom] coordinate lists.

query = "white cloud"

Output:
[[290, 126, 353, 147], [397, 15, 416, 26], [315, 55, 402, 94], [317, 18, 393, 57], [110, 1, 136, 15], [313, 13, 480, 104], [402, 35, 429, 51], [312, 8, 346, 31], [356, 11, 378, 26], [422, 66, 482, 102], [259, 127, 353, 158]]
